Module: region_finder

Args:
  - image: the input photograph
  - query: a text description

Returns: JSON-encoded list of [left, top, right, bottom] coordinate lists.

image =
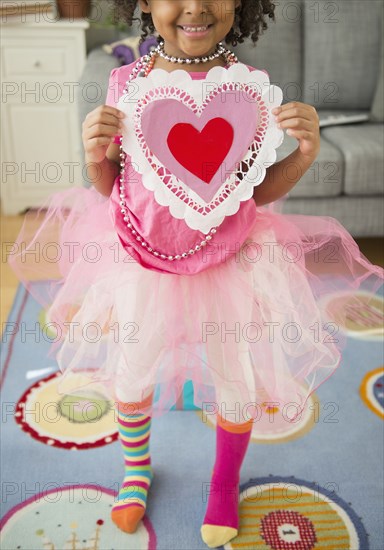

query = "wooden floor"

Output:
[[1, 211, 383, 331], [1, 214, 22, 328], [1, 211, 48, 329]]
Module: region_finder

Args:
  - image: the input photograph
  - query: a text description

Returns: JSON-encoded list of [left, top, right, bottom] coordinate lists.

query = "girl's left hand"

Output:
[[272, 101, 320, 161]]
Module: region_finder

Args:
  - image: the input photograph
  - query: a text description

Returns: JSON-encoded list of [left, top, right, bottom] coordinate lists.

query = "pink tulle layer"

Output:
[[8, 187, 384, 425]]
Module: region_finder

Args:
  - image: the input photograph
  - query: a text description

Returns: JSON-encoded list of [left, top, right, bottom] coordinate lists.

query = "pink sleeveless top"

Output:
[[107, 61, 262, 275]]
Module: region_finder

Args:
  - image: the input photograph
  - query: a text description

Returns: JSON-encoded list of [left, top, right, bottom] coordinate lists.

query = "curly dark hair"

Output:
[[112, 0, 276, 47]]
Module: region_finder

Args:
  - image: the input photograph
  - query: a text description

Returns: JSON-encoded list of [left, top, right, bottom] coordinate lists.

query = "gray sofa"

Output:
[[78, 0, 384, 236]]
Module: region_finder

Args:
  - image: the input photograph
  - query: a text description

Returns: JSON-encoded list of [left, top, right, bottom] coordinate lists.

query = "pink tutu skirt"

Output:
[[8, 187, 384, 425]]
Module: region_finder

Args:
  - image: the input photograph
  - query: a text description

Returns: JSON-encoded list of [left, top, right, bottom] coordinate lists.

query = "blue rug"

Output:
[[1, 283, 383, 549]]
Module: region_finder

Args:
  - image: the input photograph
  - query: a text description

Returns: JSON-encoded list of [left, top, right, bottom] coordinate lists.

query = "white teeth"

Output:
[[182, 26, 209, 32]]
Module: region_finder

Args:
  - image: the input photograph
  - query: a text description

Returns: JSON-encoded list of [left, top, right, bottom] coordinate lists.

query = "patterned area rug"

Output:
[[1, 284, 383, 549]]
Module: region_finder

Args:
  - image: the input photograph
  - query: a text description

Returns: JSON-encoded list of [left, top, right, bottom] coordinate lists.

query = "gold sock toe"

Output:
[[200, 524, 238, 547]]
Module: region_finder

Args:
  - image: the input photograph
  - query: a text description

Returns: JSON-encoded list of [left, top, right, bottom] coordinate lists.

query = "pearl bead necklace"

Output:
[[157, 40, 230, 65], [129, 41, 238, 79], [119, 44, 238, 262]]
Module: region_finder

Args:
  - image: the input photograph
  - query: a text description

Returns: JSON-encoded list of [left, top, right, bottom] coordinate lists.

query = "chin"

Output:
[[182, 43, 215, 54]]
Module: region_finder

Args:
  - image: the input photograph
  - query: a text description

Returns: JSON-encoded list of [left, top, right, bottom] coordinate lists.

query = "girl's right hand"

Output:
[[82, 105, 125, 164]]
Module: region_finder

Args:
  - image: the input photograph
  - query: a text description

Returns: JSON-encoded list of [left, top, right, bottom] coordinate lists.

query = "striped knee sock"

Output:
[[111, 393, 154, 534]]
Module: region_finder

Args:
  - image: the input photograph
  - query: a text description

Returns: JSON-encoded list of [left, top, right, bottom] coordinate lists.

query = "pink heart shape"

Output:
[[140, 92, 260, 203]]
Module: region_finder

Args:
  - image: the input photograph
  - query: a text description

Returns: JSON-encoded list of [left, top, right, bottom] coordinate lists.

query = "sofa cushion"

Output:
[[77, 46, 121, 179], [370, 13, 384, 122], [303, 0, 382, 110], [275, 134, 343, 197], [321, 124, 384, 195], [281, 196, 384, 236], [77, 47, 121, 131], [233, 0, 302, 103]]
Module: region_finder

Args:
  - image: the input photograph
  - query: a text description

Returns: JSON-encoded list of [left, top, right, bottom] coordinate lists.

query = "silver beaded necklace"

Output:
[[156, 40, 235, 65], [118, 42, 238, 263]]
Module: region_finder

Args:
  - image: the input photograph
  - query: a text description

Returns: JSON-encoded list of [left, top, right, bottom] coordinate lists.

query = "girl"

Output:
[[9, 0, 384, 547]]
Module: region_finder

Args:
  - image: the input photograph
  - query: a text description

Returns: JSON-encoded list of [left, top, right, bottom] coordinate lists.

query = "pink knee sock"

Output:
[[201, 414, 253, 547]]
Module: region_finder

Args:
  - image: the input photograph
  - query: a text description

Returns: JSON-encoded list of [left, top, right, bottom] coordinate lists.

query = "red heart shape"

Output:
[[167, 117, 234, 184]]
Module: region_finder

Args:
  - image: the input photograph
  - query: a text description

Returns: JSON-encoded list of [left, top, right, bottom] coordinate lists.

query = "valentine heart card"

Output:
[[118, 63, 284, 233]]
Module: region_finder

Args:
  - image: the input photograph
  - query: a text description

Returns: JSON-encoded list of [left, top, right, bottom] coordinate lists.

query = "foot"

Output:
[[200, 524, 238, 548], [111, 466, 154, 533], [200, 470, 239, 548]]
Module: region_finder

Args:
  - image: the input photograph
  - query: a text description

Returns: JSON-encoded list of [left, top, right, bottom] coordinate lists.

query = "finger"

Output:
[[278, 119, 315, 132], [274, 101, 312, 112], [84, 108, 125, 129], [96, 105, 125, 119], [92, 113, 125, 128], [85, 136, 114, 151], [276, 108, 315, 124], [85, 115, 123, 133], [274, 101, 317, 116], [285, 128, 315, 140], [85, 123, 122, 139]]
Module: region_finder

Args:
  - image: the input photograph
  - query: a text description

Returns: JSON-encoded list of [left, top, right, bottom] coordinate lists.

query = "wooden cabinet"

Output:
[[1, 17, 89, 214]]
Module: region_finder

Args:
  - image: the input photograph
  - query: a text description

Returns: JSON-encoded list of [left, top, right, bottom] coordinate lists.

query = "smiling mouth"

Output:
[[178, 24, 213, 32]]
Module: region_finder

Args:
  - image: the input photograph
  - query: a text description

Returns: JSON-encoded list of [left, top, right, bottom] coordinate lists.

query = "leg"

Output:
[[111, 388, 155, 534], [201, 338, 255, 547], [200, 415, 253, 547], [111, 329, 166, 534]]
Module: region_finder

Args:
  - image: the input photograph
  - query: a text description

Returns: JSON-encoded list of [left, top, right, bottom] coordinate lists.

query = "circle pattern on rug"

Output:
[[196, 389, 320, 443], [0, 485, 156, 550], [320, 290, 383, 340], [15, 372, 118, 450], [223, 476, 369, 549], [360, 367, 384, 419]]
